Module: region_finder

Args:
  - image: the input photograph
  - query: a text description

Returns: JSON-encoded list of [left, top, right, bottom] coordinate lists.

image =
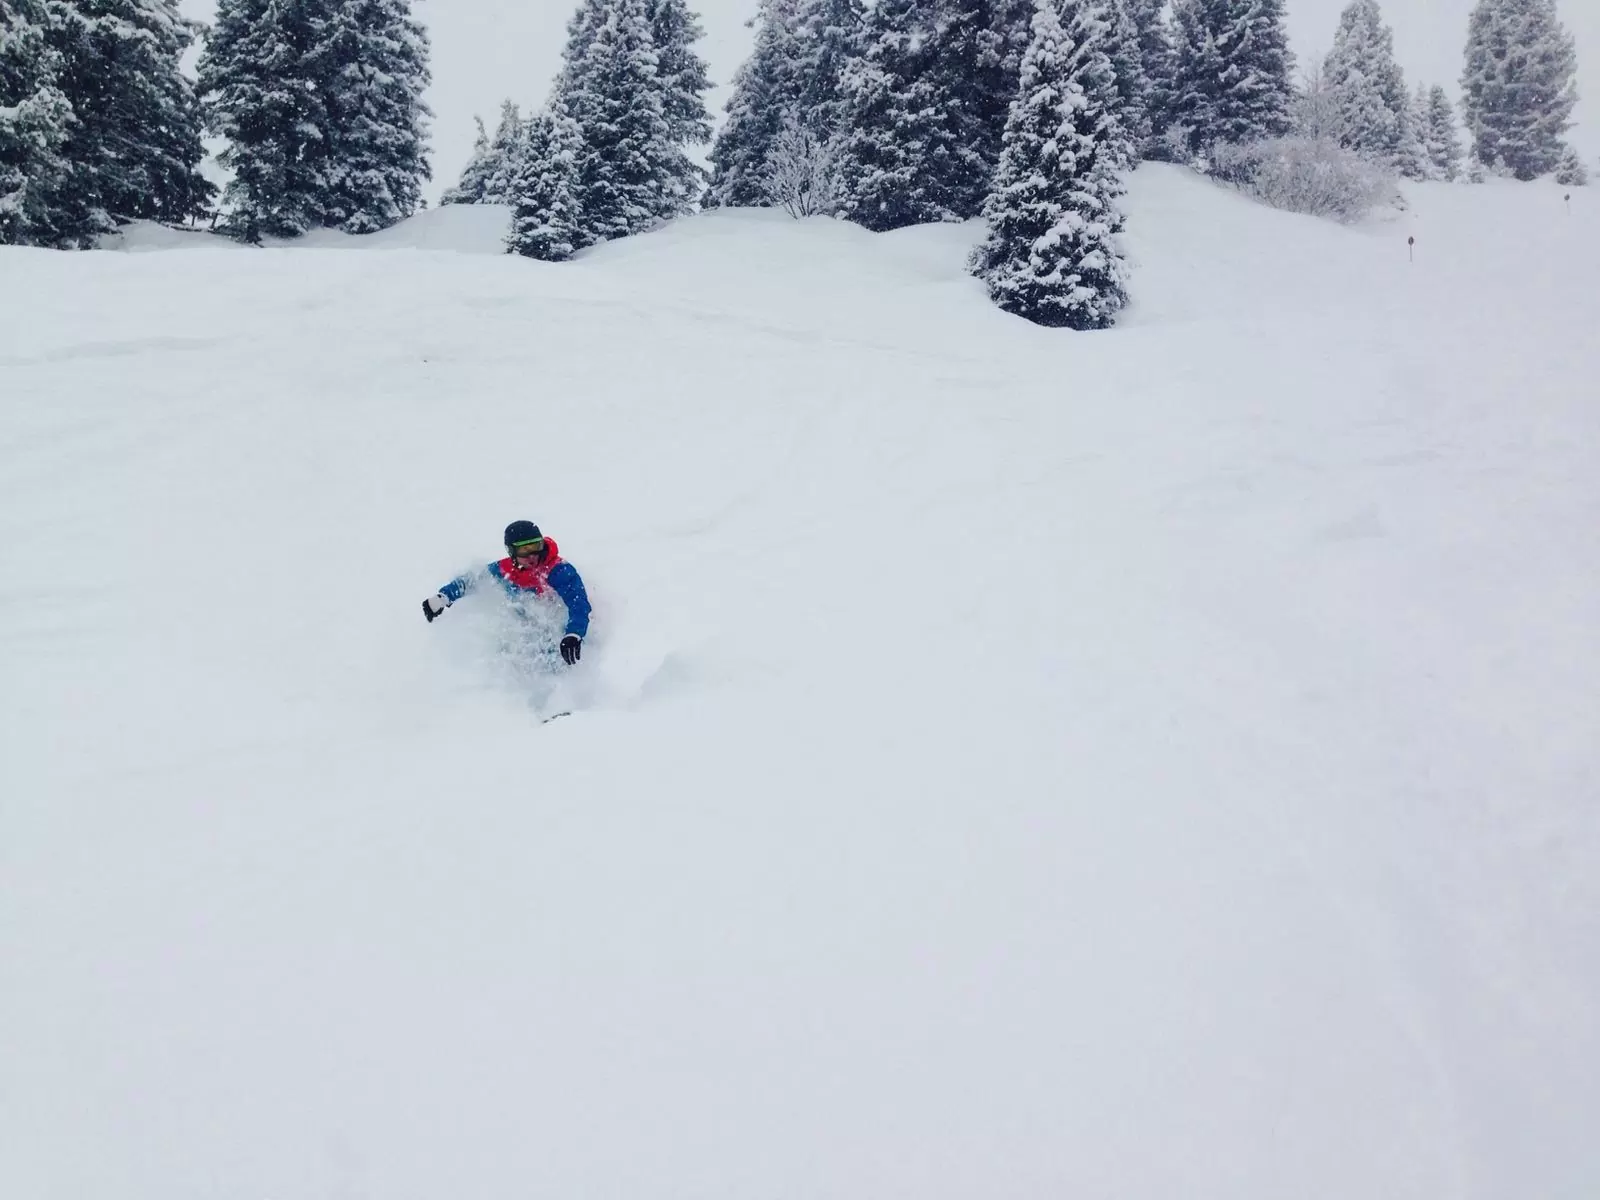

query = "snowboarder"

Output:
[[422, 521, 592, 665]]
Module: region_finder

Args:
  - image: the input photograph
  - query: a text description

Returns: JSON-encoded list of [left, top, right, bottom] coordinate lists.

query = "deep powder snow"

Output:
[[2, 167, 1597, 1199]]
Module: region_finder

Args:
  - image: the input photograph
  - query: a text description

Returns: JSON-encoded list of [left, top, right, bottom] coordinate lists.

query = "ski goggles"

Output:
[[509, 537, 546, 557]]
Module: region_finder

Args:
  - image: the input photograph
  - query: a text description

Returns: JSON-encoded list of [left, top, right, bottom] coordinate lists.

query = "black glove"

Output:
[[560, 634, 583, 665], [422, 593, 449, 623]]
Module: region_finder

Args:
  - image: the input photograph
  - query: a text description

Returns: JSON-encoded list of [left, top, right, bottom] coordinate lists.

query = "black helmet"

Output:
[[504, 520, 543, 550]]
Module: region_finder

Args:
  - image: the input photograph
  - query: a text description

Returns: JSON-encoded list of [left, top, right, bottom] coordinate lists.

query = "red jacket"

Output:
[[491, 538, 566, 594]]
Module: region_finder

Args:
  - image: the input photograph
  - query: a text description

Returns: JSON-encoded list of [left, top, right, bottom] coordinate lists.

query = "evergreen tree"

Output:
[[199, 0, 431, 241], [1105, 0, 1151, 152], [1460, 0, 1578, 180], [441, 115, 493, 204], [795, 0, 865, 134], [560, 0, 683, 238], [1419, 84, 1463, 179], [1322, 0, 1409, 163], [442, 100, 524, 204], [944, 0, 1037, 213], [199, 0, 329, 241], [1388, 85, 1433, 179], [642, 0, 711, 203], [558, 0, 610, 89], [971, 0, 1130, 328], [482, 101, 527, 201], [645, 0, 712, 146], [0, 0, 75, 246], [48, 0, 212, 236], [1124, 0, 1175, 142], [507, 105, 585, 258], [1169, 0, 1294, 153], [313, 0, 431, 233], [1553, 144, 1587, 186], [1393, 109, 1429, 180], [704, 0, 805, 207], [442, 104, 532, 205], [704, 0, 863, 209], [832, 0, 993, 229]]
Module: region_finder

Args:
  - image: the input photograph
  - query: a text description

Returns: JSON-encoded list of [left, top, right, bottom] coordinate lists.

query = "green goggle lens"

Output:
[[510, 538, 545, 554]]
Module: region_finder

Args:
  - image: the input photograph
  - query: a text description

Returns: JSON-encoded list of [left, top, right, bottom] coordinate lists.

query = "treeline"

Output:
[[1, 0, 211, 248], [445, 0, 1584, 324], [1, 0, 1586, 318], [1, 0, 430, 247]]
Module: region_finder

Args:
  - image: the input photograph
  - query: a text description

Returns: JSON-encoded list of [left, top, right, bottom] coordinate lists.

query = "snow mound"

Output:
[[97, 203, 515, 255], [97, 220, 248, 252], [293, 202, 514, 253]]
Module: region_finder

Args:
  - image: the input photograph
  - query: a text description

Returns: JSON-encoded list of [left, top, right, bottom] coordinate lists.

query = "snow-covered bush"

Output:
[[1291, 66, 1344, 142], [1208, 135, 1395, 222], [1553, 147, 1588, 187], [760, 117, 839, 217]]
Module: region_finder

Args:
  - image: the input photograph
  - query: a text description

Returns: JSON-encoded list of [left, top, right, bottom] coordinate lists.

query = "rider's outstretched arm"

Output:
[[547, 562, 592, 638], [423, 566, 487, 622]]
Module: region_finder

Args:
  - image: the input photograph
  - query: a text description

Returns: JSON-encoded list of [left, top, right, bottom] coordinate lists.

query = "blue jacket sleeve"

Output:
[[438, 564, 490, 603], [547, 561, 592, 638]]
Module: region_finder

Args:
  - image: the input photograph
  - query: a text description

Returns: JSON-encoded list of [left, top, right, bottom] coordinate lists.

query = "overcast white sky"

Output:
[[179, 0, 1596, 201]]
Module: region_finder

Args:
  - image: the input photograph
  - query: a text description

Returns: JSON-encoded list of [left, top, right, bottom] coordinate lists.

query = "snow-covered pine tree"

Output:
[[795, 0, 865, 136], [313, 0, 431, 233], [1460, 0, 1577, 180], [1321, 0, 1409, 166], [1394, 119, 1429, 180], [0, 0, 75, 246], [1168, 0, 1294, 154], [1389, 84, 1443, 180], [645, 0, 712, 147], [1394, 92, 1430, 180], [1419, 84, 1462, 179], [1105, 0, 1152, 153], [559, 0, 683, 238], [704, 0, 864, 209], [507, 105, 585, 258], [1054, 0, 1135, 173], [642, 0, 711, 203], [704, 0, 806, 207], [956, 0, 1038, 210], [558, 0, 609, 89], [1553, 144, 1588, 186], [832, 0, 993, 229], [199, 0, 333, 241], [444, 104, 523, 208], [47, 0, 212, 235], [441, 115, 494, 204], [970, 0, 1130, 328], [200, 0, 430, 240], [481, 102, 527, 202], [1123, 0, 1175, 147]]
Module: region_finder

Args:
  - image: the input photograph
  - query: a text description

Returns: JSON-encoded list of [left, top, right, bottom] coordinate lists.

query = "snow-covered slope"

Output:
[[3, 167, 1597, 1200]]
